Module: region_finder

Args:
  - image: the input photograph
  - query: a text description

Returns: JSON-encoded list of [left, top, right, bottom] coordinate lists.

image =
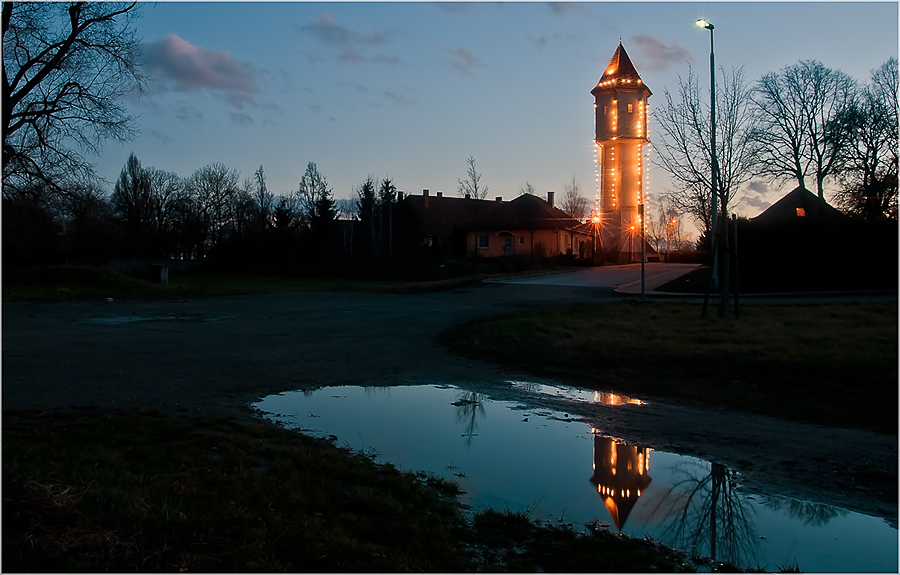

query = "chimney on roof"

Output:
[[397, 191, 404, 201], [495, 196, 503, 202], [465, 193, 471, 200], [547, 191, 555, 208], [436, 191, 443, 198], [423, 188, 429, 208]]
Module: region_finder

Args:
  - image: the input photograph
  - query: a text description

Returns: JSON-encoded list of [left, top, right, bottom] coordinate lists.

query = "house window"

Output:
[[518, 236, 525, 246], [604, 105, 608, 115], [477, 235, 490, 249], [628, 103, 633, 113], [796, 207, 806, 217]]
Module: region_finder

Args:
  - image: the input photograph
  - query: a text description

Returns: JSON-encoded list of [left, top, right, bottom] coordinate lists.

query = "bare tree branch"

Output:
[[2, 1, 146, 195]]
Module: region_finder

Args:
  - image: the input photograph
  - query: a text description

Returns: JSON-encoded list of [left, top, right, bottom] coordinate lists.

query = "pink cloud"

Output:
[[142, 34, 256, 106]]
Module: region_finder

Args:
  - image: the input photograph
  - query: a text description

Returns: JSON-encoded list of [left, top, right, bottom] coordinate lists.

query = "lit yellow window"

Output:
[[628, 103, 633, 113], [796, 208, 806, 217]]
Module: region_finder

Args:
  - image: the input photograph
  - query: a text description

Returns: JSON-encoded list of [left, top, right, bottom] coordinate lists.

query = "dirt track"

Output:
[[3, 281, 896, 526]]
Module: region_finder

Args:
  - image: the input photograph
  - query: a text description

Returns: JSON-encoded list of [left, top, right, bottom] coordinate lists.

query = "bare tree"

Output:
[[833, 58, 898, 219], [297, 162, 336, 244], [561, 175, 589, 219], [652, 66, 757, 238], [751, 60, 857, 199], [145, 167, 183, 256], [457, 155, 489, 199], [189, 163, 240, 251], [646, 196, 684, 261], [253, 165, 274, 229], [518, 181, 535, 196], [2, 2, 146, 194]]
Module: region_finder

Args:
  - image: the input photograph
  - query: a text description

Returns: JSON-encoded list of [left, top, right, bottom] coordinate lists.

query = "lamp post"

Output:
[[697, 18, 718, 291]]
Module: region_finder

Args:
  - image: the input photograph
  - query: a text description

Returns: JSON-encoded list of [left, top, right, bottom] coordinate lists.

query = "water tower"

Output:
[[591, 41, 652, 262]]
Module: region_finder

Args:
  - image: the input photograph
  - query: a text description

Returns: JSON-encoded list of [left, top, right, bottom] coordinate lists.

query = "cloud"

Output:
[[339, 49, 366, 63], [300, 14, 404, 66], [547, 3, 590, 16], [230, 112, 255, 126], [745, 181, 770, 195], [301, 13, 388, 46], [142, 34, 256, 107], [527, 31, 562, 51], [149, 130, 171, 144], [630, 34, 694, 71], [740, 181, 773, 211], [175, 104, 203, 123], [446, 47, 484, 76], [384, 91, 415, 106]]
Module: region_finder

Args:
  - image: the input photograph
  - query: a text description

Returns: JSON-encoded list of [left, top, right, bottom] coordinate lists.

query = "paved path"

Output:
[[486, 263, 701, 290]]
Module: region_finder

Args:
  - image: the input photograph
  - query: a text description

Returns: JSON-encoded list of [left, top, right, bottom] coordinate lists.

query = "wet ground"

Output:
[[3, 266, 897, 537], [254, 383, 898, 572]]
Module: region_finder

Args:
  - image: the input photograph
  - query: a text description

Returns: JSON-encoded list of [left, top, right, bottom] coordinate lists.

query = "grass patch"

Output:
[[172, 271, 492, 295], [2, 408, 467, 572], [2, 266, 255, 302], [470, 508, 691, 572], [438, 301, 898, 434], [2, 265, 495, 302], [3, 408, 693, 572], [656, 267, 709, 293]]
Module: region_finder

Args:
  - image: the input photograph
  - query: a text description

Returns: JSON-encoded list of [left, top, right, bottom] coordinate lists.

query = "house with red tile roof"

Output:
[[465, 192, 591, 259]]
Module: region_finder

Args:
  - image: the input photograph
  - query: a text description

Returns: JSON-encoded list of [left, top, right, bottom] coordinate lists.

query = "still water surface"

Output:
[[253, 384, 897, 572]]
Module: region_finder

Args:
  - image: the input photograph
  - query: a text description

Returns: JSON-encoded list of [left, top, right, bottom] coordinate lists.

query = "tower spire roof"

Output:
[[592, 42, 652, 96]]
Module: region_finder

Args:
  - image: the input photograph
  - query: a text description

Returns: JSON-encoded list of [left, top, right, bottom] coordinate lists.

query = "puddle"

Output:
[[253, 384, 898, 573], [80, 313, 235, 325], [509, 380, 645, 405]]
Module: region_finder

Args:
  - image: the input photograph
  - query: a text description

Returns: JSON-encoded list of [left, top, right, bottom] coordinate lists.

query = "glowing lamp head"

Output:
[[696, 18, 714, 30], [592, 215, 600, 224]]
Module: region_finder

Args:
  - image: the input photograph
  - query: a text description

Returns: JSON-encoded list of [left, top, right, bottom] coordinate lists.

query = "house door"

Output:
[[503, 236, 513, 256]]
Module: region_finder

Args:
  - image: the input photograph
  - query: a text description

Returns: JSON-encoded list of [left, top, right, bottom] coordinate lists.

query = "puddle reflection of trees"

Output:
[[643, 460, 761, 568], [762, 496, 847, 526], [452, 392, 486, 447]]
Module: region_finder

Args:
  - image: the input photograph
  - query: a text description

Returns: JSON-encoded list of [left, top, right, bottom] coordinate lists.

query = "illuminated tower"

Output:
[[591, 41, 652, 262], [589, 435, 652, 532]]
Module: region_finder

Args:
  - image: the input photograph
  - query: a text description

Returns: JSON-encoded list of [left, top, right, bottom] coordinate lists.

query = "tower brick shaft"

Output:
[[591, 41, 652, 262]]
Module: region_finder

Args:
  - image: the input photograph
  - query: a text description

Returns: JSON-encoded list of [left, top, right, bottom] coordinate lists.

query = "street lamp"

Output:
[[696, 18, 719, 291]]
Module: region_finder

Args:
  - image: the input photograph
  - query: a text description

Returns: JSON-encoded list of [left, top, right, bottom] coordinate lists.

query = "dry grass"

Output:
[[3, 408, 695, 572], [438, 301, 898, 434], [2, 265, 497, 302]]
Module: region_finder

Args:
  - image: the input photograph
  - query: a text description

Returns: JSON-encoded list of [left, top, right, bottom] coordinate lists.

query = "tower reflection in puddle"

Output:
[[589, 433, 652, 531], [592, 391, 644, 406]]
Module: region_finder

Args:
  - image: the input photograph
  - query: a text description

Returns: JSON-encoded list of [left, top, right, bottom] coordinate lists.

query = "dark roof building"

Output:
[[397, 189, 504, 255], [402, 189, 503, 239], [752, 186, 848, 224], [467, 193, 581, 231]]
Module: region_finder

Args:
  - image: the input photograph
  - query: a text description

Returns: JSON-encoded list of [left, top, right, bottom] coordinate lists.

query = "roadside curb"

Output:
[[613, 286, 899, 299]]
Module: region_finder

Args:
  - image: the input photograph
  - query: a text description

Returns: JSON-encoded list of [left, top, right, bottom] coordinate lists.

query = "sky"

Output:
[[92, 1, 898, 232]]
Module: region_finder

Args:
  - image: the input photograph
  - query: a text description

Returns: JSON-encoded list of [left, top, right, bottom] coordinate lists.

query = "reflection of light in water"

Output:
[[508, 380, 644, 406], [593, 390, 643, 405], [589, 433, 653, 531], [253, 385, 899, 573]]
